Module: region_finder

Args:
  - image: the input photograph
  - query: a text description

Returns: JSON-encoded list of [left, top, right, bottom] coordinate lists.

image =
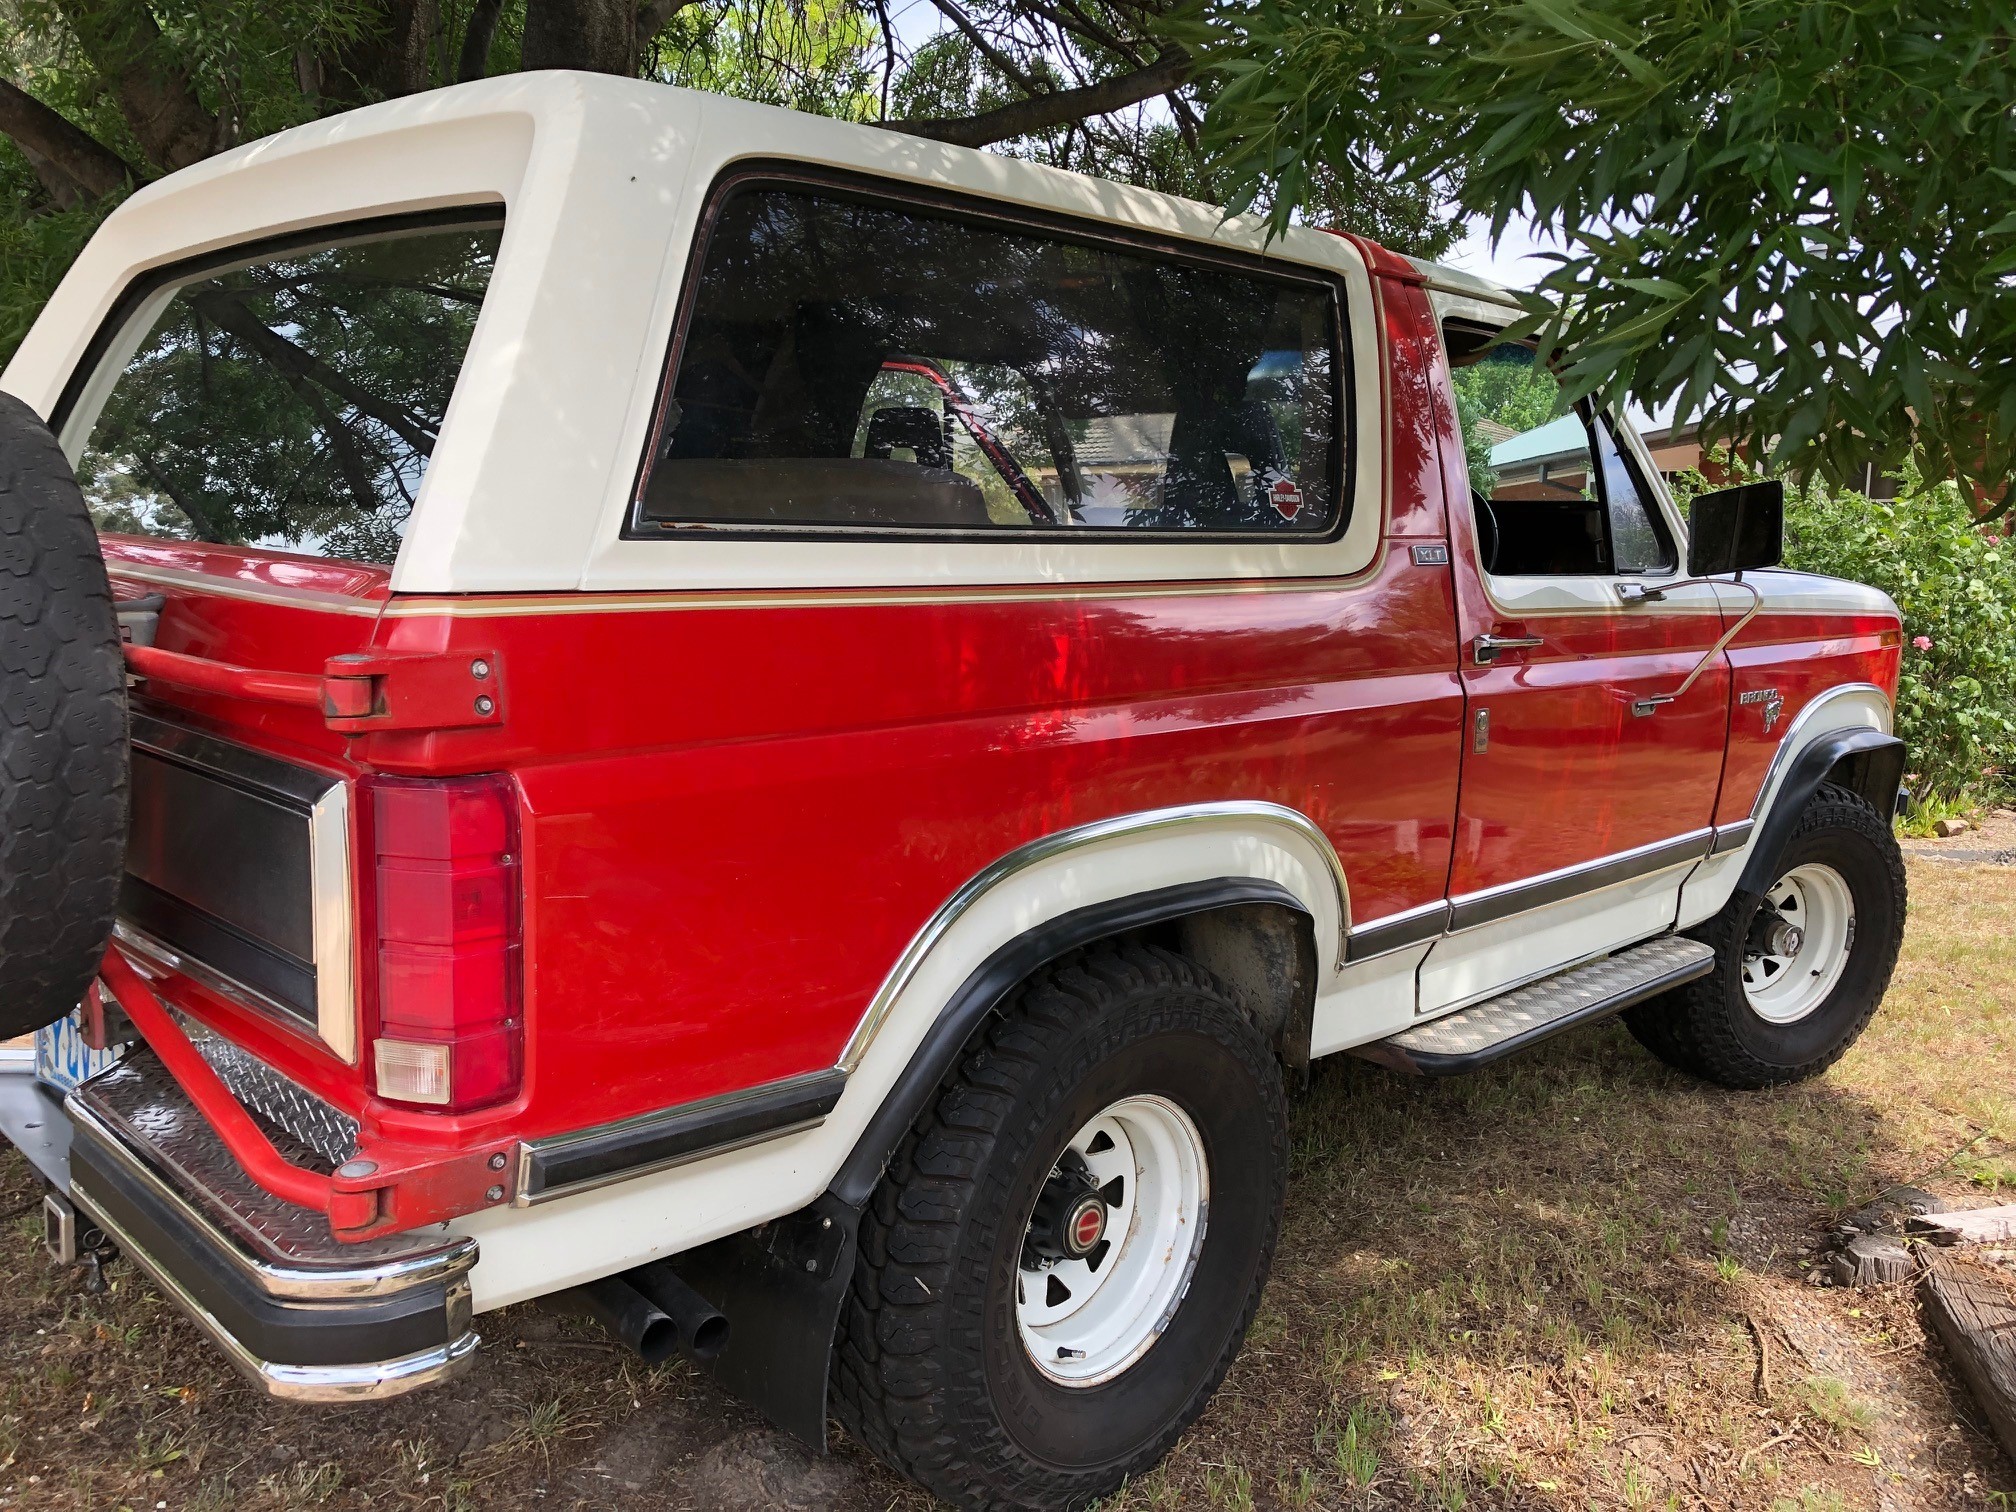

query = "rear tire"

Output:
[[832, 940, 1286, 1511], [0, 393, 127, 1039], [1624, 784, 1905, 1088]]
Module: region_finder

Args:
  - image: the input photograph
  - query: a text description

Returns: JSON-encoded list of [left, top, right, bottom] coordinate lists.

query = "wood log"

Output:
[[1908, 1203, 2016, 1247], [1831, 1233, 1919, 1287], [1920, 1255, 2016, 1466]]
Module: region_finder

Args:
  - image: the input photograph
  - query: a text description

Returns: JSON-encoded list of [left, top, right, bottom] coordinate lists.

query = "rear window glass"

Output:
[[636, 183, 1343, 536], [72, 215, 503, 565]]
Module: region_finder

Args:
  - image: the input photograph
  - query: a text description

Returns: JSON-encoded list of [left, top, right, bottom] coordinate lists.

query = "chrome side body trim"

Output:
[[1745, 683, 1893, 822], [1446, 828, 1716, 935], [514, 1067, 846, 1206], [1345, 900, 1450, 963], [837, 800, 1353, 1071], [1710, 820, 1756, 856]]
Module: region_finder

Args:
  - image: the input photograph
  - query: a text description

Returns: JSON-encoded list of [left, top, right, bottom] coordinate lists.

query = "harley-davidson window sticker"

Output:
[[1253, 467, 1303, 521]]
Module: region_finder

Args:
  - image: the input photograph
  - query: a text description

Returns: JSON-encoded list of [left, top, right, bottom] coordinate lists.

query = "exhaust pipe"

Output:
[[631, 1260, 730, 1361], [550, 1276, 680, 1365], [544, 1264, 730, 1365]]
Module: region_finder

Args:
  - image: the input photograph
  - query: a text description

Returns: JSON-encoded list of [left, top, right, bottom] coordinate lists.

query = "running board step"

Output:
[[1354, 936, 1717, 1076]]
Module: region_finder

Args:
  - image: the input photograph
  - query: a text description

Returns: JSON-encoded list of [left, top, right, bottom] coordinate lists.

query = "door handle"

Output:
[[1473, 633, 1544, 664]]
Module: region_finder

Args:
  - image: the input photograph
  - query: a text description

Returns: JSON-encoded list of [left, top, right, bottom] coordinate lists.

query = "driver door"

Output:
[[1421, 337, 1730, 1012]]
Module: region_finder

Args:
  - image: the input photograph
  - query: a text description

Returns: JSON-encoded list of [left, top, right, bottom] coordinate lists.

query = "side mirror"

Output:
[[1687, 480, 1784, 577]]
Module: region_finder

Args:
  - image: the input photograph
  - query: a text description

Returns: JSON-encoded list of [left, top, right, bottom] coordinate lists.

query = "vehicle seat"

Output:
[[864, 406, 951, 471], [639, 457, 993, 528]]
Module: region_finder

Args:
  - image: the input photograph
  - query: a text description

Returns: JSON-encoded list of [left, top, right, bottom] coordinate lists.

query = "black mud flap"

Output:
[[666, 1192, 861, 1448]]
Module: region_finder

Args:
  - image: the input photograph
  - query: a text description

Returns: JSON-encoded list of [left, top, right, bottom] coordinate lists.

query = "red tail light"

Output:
[[365, 773, 522, 1112]]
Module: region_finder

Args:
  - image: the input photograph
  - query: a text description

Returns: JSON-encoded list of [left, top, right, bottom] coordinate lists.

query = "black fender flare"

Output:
[[1735, 727, 1906, 898], [667, 876, 1308, 1448]]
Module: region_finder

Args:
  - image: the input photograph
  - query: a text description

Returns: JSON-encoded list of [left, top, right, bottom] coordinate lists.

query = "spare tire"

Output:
[[0, 392, 127, 1039]]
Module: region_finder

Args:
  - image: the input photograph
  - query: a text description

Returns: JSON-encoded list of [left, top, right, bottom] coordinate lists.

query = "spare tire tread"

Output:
[[0, 392, 127, 1038]]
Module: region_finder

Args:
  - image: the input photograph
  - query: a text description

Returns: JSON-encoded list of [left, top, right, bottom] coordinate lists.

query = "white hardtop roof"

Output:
[[102, 71, 1379, 283], [8, 71, 1392, 595]]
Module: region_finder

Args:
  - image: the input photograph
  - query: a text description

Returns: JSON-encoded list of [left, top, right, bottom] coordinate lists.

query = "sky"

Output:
[[1440, 216, 1558, 292]]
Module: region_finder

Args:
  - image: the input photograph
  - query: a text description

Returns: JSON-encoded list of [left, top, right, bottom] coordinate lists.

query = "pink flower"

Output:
[[1987, 534, 2004, 547], [1912, 635, 1933, 651]]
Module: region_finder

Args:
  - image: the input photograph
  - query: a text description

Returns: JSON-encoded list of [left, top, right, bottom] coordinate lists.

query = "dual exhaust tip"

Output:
[[551, 1259, 729, 1365]]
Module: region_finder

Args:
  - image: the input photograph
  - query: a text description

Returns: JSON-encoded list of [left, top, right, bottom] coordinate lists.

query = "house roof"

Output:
[[1488, 414, 1585, 469]]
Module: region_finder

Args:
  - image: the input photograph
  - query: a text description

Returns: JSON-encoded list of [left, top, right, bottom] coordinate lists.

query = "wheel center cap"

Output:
[[1065, 1196, 1106, 1257], [1759, 918, 1806, 958]]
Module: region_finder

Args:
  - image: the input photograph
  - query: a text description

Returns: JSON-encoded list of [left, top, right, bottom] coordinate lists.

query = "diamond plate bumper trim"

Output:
[[178, 1014, 360, 1169], [68, 1054, 471, 1295], [1355, 936, 1717, 1076]]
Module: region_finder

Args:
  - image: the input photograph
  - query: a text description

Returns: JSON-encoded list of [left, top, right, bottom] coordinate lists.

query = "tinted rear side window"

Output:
[[637, 183, 1343, 536], [74, 216, 503, 565]]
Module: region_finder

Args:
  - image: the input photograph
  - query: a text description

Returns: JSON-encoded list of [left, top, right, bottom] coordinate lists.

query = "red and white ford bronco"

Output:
[[0, 73, 1908, 1511]]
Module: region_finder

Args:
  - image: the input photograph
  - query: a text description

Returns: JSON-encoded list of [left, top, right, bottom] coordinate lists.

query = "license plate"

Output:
[[34, 1010, 122, 1094]]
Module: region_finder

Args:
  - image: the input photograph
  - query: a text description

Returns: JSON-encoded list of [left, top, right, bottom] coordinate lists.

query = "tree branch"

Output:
[[636, 0, 702, 41], [888, 48, 1190, 150], [194, 291, 439, 455], [0, 79, 140, 202], [925, 0, 1046, 95]]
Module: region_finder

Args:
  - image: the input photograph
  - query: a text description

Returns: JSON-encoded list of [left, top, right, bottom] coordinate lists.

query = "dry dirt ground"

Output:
[[2, 855, 2013, 1512]]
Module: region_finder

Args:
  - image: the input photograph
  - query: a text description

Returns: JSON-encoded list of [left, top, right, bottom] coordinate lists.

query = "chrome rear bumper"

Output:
[[3, 1053, 479, 1403]]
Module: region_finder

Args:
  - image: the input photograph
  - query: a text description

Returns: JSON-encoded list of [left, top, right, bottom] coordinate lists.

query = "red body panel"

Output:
[[1717, 611, 1902, 823], [357, 551, 1466, 1137], [88, 246, 1900, 1193]]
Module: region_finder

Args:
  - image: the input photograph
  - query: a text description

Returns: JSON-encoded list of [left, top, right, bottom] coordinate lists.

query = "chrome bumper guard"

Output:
[[54, 1051, 479, 1403]]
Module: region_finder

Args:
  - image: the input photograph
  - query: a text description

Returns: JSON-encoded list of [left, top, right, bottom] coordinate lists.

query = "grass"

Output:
[[1895, 790, 1981, 838], [1, 857, 2013, 1509]]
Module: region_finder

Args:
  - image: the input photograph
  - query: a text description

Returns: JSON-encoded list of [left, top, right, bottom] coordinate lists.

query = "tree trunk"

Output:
[[0, 79, 140, 202], [320, 0, 442, 104], [457, 0, 507, 82], [56, 0, 218, 173], [522, 0, 638, 75]]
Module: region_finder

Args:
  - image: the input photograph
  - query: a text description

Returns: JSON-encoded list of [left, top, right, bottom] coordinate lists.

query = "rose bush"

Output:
[[1675, 460, 2016, 801]]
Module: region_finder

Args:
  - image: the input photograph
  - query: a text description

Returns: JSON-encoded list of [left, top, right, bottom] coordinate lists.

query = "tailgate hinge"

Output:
[[321, 650, 504, 733]]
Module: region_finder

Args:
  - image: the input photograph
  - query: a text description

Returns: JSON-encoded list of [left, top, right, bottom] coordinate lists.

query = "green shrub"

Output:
[[1678, 458, 2016, 800]]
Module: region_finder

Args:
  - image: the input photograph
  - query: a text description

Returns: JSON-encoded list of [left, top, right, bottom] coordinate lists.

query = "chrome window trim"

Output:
[[837, 800, 1353, 1073]]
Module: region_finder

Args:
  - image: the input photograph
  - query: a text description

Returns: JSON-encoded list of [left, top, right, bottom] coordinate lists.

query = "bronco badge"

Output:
[[1740, 687, 1785, 733]]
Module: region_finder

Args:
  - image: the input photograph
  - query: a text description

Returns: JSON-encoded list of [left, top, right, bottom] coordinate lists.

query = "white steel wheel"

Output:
[[1014, 1093, 1209, 1387], [1743, 862, 1857, 1025]]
